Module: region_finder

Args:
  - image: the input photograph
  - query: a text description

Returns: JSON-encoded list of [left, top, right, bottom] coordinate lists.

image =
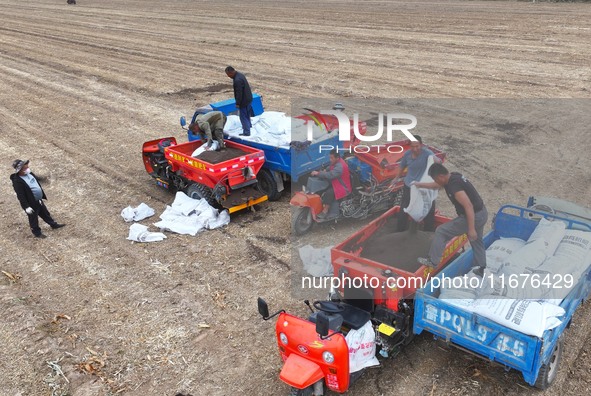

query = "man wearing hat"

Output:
[[10, 159, 65, 238]]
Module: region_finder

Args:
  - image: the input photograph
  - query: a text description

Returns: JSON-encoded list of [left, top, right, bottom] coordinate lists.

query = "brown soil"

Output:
[[361, 230, 435, 273], [196, 147, 247, 164], [1, 1, 590, 396]]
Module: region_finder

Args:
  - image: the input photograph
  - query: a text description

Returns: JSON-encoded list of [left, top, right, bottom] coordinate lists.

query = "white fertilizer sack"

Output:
[[191, 141, 219, 157], [472, 297, 565, 338], [504, 238, 547, 273], [404, 156, 438, 222], [485, 237, 526, 273], [345, 321, 380, 373], [527, 217, 566, 256]]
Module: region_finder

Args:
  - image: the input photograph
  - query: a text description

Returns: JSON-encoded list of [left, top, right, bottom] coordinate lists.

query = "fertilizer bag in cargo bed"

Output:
[[485, 237, 526, 273], [404, 155, 438, 222], [472, 297, 565, 338], [533, 229, 591, 300], [526, 217, 567, 256]]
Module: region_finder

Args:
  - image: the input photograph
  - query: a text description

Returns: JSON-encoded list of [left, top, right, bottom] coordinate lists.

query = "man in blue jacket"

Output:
[[10, 159, 65, 238], [225, 66, 254, 136]]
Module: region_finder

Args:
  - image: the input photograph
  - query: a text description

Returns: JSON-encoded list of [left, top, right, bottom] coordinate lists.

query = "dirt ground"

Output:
[[1, 1, 590, 395]]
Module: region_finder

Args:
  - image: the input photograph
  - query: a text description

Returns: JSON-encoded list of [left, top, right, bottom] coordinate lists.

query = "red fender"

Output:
[[280, 354, 324, 390], [290, 191, 323, 218]]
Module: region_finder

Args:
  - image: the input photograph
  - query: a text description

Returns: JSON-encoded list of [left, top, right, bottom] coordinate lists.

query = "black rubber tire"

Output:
[[185, 183, 215, 206], [534, 338, 563, 390], [257, 169, 282, 201], [288, 386, 313, 396], [291, 207, 313, 236], [403, 320, 415, 346]]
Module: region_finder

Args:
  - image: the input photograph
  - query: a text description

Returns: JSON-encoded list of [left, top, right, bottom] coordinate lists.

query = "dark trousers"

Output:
[[239, 104, 253, 135], [27, 201, 57, 236], [397, 185, 436, 232], [429, 206, 488, 269], [321, 187, 336, 205]]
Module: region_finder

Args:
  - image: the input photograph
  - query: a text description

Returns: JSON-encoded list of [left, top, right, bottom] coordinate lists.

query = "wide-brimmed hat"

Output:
[[12, 159, 29, 173]]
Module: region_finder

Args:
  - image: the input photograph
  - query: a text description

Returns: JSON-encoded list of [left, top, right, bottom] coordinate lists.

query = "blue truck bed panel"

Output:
[[222, 133, 342, 181], [413, 204, 591, 386], [186, 97, 357, 181], [210, 93, 264, 116]]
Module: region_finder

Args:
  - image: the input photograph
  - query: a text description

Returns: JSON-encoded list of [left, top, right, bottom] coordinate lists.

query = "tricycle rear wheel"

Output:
[[534, 337, 563, 390], [257, 169, 282, 201], [185, 183, 215, 206], [292, 207, 313, 235]]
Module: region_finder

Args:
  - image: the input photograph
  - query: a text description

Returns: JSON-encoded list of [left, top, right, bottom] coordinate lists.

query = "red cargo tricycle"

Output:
[[259, 206, 469, 395], [142, 137, 267, 213]]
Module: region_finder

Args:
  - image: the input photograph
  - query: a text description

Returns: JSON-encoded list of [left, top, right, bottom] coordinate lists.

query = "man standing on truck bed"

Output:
[[189, 111, 227, 151], [225, 66, 254, 136], [415, 163, 487, 276], [395, 135, 440, 232]]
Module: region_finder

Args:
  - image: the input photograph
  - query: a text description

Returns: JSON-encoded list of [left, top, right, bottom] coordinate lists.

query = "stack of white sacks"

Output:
[[439, 218, 591, 337], [223, 111, 335, 148]]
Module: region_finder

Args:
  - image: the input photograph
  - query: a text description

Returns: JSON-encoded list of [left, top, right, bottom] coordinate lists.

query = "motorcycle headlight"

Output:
[[322, 351, 335, 364], [279, 332, 288, 345]]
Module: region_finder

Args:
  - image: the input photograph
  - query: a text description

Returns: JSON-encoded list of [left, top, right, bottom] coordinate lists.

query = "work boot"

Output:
[[51, 223, 66, 229], [316, 212, 327, 220], [472, 266, 485, 278], [417, 257, 436, 268]]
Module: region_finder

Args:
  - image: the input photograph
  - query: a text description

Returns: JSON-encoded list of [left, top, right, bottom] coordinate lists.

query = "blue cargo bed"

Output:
[[413, 204, 591, 388]]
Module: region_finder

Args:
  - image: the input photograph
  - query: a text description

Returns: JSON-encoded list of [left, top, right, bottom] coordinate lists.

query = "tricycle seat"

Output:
[[309, 303, 371, 331]]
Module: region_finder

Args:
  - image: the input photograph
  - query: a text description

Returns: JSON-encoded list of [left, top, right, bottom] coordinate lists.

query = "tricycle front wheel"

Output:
[[288, 386, 313, 396], [291, 207, 313, 236]]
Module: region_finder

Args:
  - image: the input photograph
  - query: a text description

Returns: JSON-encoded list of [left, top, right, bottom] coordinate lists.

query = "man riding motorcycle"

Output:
[[310, 149, 352, 220]]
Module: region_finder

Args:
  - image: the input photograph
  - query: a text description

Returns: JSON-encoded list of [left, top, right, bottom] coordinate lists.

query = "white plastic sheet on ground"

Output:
[[298, 245, 333, 277], [153, 192, 230, 236], [223, 111, 335, 149], [345, 321, 380, 373], [121, 203, 155, 222], [127, 223, 167, 243], [403, 155, 438, 222]]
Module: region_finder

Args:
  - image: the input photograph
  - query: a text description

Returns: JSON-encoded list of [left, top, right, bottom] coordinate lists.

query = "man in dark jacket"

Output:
[[225, 66, 254, 136], [10, 159, 65, 238]]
